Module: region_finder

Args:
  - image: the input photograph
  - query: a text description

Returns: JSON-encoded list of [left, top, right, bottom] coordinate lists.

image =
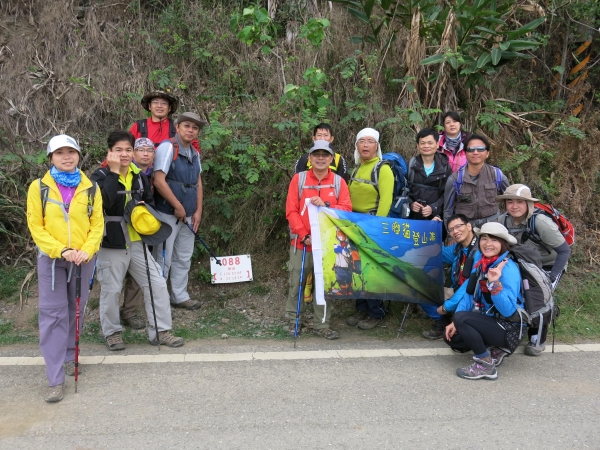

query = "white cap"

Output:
[[47, 135, 81, 155]]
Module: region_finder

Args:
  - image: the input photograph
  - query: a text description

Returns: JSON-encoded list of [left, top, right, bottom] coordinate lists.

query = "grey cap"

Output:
[[309, 140, 334, 156], [174, 112, 208, 128]]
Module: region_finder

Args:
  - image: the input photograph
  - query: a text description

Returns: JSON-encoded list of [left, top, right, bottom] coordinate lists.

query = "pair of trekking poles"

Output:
[[72, 241, 164, 394]]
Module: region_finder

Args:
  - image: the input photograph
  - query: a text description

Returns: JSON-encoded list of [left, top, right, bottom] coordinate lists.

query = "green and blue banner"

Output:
[[308, 204, 444, 306]]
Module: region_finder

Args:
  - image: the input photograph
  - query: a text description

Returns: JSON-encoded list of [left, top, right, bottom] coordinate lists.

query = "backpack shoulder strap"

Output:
[[86, 181, 98, 218], [137, 119, 148, 138], [371, 160, 386, 194], [297, 171, 307, 199], [333, 153, 341, 171], [450, 165, 466, 208], [169, 119, 176, 138], [170, 137, 179, 162], [408, 157, 417, 186], [39, 179, 49, 218], [494, 166, 503, 192], [333, 173, 341, 200]]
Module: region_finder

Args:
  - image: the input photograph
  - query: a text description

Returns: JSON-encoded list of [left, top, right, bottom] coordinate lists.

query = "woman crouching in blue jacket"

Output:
[[444, 222, 527, 380]]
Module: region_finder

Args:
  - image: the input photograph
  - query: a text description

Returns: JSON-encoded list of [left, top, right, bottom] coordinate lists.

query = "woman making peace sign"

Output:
[[444, 222, 527, 380]]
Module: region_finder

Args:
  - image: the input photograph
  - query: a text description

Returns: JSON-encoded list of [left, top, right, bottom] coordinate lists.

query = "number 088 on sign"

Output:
[[210, 255, 253, 284]]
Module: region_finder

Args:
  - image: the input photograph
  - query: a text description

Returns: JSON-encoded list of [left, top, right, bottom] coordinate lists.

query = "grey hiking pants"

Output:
[[97, 242, 172, 340], [153, 213, 195, 305], [38, 255, 95, 387], [286, 245, 331, 329]]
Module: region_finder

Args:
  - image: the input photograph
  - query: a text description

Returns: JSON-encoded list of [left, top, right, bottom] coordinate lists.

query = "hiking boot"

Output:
[[346, 310, 368, 326], [106, 332, 125, 351], [287, 321, 305, 337], [149, 331, 184, 347], [422, 317, 451, 340], [172, 299, 201, 310], [64, 361, 83, 376], [310, 328, 340, 340], [45, 384, 64, 403], [456, 357, 498, 380], [524, 341, 546, 356], [489, 347, 510, 367], [357, 316, 385, 330], [122, 315, 146, 330]]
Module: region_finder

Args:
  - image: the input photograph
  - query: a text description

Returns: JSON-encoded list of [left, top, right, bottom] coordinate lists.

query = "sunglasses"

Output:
[[465, 146, 488, 153]]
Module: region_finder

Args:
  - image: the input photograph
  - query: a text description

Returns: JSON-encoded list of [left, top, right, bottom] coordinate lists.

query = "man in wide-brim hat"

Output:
[[130, 90, 200, 151], [496, 183, 571, 357]]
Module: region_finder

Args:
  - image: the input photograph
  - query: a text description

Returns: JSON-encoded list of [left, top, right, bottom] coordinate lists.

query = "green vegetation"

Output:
[[0, 267, 31, 302], [0, 0, 598, 345]]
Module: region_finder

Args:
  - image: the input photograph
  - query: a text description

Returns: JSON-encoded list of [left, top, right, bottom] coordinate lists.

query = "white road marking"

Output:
[[0, 344, 597, 366]]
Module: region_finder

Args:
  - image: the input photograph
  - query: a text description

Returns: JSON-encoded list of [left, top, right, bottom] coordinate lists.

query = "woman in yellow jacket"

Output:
[[26, 135, 103, 403]]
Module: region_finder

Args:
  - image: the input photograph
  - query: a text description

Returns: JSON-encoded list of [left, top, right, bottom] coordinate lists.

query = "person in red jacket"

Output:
[[285, 140, 352, 340], [129, 91, 200, 151]]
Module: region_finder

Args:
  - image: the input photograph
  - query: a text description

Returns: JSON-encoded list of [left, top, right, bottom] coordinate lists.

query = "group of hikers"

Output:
[[285, 114, 571, 379], [26, 92, 571, 403]]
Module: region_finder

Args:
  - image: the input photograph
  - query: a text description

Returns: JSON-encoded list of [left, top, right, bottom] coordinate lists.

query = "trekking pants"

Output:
[[286, 245, 331, 329], [38, 255, 95, 387], [444, 312, 524, 355], [120, 274, 143, 320], [97, 242, 172, 340], [154, 213, 195, 305]]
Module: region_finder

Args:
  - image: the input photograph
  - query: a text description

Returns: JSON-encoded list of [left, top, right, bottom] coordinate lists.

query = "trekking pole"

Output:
[[294, 245, 307, 349], [82, 258, 96, 321], [74, 264, 82, 393], [142, 243, 161, 351], [162, 242, 166, 277], [184, 222, 222, 265]]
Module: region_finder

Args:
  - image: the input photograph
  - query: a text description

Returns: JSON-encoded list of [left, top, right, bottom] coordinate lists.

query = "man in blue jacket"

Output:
[[434, 214, 480, 320]]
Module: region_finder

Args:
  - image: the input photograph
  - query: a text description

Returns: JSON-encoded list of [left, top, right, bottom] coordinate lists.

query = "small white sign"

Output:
[[210, 254, 253, 284]]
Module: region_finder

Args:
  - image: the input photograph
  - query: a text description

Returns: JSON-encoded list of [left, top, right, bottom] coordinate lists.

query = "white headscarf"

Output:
[[354, 128, 383, 164]]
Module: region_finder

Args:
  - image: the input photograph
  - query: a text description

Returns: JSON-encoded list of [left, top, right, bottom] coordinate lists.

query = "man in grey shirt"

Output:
[[443, 134, 509, 229], [153, 112, 207, 310]]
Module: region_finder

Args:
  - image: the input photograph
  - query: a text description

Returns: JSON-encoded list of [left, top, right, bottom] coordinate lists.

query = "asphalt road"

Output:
[[1, 339, 599, 449]]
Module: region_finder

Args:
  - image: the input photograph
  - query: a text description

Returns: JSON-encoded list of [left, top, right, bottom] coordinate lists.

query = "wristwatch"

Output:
[[324, 201, 330, 207]]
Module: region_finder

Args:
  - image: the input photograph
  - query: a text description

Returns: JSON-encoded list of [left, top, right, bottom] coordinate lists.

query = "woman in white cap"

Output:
[[26, 135, 104, 402], [497, 184, 571, 356], [444, 222, 526, 380], [346, 128, 392, 329]]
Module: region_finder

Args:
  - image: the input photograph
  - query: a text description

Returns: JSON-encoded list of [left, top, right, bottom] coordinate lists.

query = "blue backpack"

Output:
[[350, 152, 410, 218]]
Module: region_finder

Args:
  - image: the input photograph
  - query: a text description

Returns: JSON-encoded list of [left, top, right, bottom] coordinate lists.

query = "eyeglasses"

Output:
[[465, 146, 487, 153], [311, 151, 332, 158], [135, 148, 155, 153], [357, 139, 377, 145], [150, 100, 169, 106], [447, 223, 467, 233]]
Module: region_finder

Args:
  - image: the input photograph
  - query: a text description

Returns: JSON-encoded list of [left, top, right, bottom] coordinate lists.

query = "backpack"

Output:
[[137, 118, 176, 147], [39, 179, 97, 219], [349, 152, 410, 218], [508, 244, 558, 346], [532, 203, 575, 246], [296, 171, 342, 200], [449, 164, 503, 208], [503, 203, 575, 253]]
